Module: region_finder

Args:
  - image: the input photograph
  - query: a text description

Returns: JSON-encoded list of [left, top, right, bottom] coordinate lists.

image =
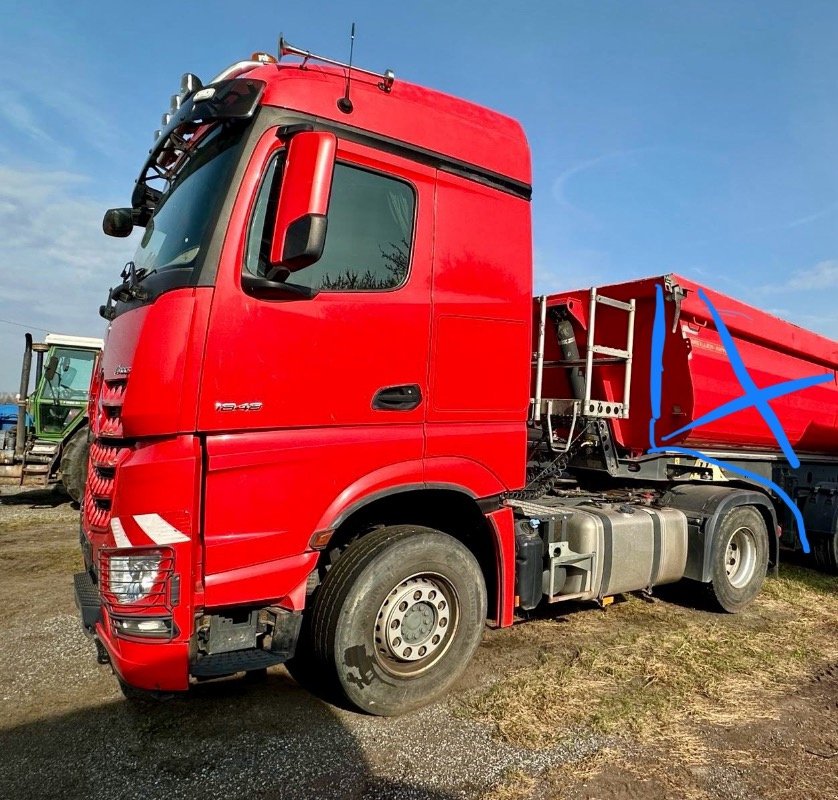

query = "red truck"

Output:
[[74, 40, 838, 715]]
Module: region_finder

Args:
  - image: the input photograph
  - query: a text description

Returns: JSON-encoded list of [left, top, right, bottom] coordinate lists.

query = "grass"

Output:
[[462, 566, 838, 749]]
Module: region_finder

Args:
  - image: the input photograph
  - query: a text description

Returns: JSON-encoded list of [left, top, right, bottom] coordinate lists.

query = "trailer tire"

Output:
[[811, 532, 838, 575], [60, 428, 90, 504], [303, 525, 487, 716], [705, 506, 768, 613]]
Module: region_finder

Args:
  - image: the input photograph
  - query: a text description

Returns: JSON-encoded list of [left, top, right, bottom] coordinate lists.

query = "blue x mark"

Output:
[[648, 284, 832, 553]]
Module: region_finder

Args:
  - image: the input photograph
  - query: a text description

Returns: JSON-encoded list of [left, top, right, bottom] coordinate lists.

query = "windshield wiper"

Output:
[[99, 261, 152, 319]]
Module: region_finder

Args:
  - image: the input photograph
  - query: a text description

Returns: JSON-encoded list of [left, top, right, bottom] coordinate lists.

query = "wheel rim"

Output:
[[374, 573, 459, 677], [725, 525, 758, 589]]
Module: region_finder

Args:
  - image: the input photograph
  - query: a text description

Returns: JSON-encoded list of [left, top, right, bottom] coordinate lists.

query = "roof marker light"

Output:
[[180, 73, 203, 95], [251, 51, 278, 64], [192, 87, 216, 102]]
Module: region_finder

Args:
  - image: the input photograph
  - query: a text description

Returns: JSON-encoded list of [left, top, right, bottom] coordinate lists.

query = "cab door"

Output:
[[197, 130, 435, 606]]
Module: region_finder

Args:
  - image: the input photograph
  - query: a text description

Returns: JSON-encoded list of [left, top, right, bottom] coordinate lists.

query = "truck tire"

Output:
[[811, 532, 838, 575], [60, 429, 90, 504], [705, 506, 769, 613], [301, 525, 487, 716]]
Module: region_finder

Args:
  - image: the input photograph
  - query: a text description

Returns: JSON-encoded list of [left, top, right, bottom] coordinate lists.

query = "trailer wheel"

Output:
[[705, 506, 768, 613], [811, 532, 838, 575], [60, 429, 90, 504], [302, 525, 487, 716]]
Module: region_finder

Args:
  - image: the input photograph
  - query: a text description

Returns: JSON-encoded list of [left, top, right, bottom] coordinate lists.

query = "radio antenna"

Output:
[[337, 22, 356, 113]]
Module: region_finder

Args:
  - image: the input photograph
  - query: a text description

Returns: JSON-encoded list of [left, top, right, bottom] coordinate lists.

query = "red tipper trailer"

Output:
[[73, 41, 838, 715], [540, 275, 838, 456]]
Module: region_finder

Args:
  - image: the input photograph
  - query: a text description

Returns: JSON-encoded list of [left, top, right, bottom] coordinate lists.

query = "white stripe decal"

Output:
[[133, 513, 190, 545], [110, 518, 131, 548]]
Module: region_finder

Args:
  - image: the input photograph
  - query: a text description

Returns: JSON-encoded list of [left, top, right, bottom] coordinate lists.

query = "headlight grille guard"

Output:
[[99, 547, 176, 616]]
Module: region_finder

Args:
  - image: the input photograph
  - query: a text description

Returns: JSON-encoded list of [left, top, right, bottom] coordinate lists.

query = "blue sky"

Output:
[[0, 0, 836, 389]]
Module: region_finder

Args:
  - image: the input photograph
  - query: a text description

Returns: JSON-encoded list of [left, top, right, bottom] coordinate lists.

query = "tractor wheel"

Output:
[[60, 429, 90, 504], [705, 506, 769, 613], [297, 525, 487, 716]]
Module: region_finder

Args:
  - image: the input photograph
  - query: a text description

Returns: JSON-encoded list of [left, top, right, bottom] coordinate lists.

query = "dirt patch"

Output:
[[468, 568, 838, 800], [462, 569, 838, 749], [489, 662, 838, 800]]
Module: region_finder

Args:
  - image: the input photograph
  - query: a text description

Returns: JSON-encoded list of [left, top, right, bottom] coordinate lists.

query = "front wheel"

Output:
[[705, 506, 769, 613], [306, 525, 487, 716]]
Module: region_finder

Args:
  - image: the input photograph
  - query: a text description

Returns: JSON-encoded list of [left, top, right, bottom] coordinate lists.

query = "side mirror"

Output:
[[270, 131, 336, 271], [103, 208, 134, 238], [44, 355, 59, 383]]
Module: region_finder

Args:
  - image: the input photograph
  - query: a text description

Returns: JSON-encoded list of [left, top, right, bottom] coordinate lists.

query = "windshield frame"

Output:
[[130, 122, 245, 279], [107, 109, 275, 319]]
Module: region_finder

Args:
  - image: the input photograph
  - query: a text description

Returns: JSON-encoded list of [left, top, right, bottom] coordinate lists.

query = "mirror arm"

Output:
[[241, 273, 319, 300], [276, 123, 315, 140]]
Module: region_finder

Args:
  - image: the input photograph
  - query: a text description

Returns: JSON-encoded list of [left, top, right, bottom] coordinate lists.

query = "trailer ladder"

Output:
[[532, 287, 636, 426]]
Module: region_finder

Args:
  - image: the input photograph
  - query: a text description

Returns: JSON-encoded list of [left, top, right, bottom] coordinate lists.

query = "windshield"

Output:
[[132, 124, 243, 273]]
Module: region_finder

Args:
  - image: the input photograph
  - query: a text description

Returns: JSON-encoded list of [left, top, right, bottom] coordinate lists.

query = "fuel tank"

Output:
[[537, 274, 838, 457]]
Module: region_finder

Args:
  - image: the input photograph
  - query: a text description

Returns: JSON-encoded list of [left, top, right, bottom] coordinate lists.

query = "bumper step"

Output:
[[73, 571, 102, 630], [191, 648, 288, 678]]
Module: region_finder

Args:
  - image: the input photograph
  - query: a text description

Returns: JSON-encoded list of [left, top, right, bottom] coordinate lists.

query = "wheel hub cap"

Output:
[[376, 576, 451, 663], [725, 526, 757, 589]]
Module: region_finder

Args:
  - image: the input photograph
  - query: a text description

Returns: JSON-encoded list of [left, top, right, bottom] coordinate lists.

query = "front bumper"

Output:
[[73, 569, 190, 692]]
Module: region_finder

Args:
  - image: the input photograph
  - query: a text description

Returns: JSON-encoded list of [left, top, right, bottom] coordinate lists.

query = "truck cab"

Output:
[[76, 44, 535, 712]]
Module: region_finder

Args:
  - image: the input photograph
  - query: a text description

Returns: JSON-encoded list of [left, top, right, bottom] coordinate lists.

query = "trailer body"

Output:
[[539, 275, 838, 457]]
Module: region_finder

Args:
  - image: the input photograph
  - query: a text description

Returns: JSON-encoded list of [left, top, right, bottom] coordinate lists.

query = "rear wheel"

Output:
[[298, 525, 487, 716], [811, 531, 838, 574], [705, 506, 768, 613], [60, 428, 90, 504]]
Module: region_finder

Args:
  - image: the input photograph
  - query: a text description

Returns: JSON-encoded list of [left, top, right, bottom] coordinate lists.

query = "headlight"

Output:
[[104, 549, 168, 604]]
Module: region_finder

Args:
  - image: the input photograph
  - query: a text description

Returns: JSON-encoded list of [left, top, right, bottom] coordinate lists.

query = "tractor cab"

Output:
[[34, 335, 100, 439], [0, 333, 102, 501]]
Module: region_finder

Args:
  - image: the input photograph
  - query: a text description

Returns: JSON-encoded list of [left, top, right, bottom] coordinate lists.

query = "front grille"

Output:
[[84, 432, 130, 533], [100, 378, 127, 406], [83, 369, 133, 535], [97, 379, 126, 439], [84, 486, 110, 531]]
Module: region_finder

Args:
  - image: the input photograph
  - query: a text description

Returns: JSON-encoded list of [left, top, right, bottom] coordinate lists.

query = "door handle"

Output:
[[372, 384, 422, 411]]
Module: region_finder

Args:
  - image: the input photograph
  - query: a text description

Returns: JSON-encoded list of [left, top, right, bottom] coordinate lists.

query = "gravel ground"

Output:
[[0, 486, 605, 800], [1, 485, 835, 800]]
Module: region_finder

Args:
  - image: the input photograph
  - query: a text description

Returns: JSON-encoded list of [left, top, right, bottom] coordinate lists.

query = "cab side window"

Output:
[[245, 157, 415, 291]]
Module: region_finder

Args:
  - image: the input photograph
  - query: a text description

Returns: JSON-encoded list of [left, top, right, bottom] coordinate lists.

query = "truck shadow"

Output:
[[0, 669, 459, 800], [0, 486, 70, 508]]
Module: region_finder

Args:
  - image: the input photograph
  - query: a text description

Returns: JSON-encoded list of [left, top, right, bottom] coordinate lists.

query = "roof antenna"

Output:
[[337, 22, 355, 114]]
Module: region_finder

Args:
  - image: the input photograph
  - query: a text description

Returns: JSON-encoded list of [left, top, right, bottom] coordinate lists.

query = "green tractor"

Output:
[[0, 333, 102, 502]]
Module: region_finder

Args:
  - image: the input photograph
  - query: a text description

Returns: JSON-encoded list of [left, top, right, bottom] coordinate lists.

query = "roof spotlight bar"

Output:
[[278, 35, 395, 93]]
